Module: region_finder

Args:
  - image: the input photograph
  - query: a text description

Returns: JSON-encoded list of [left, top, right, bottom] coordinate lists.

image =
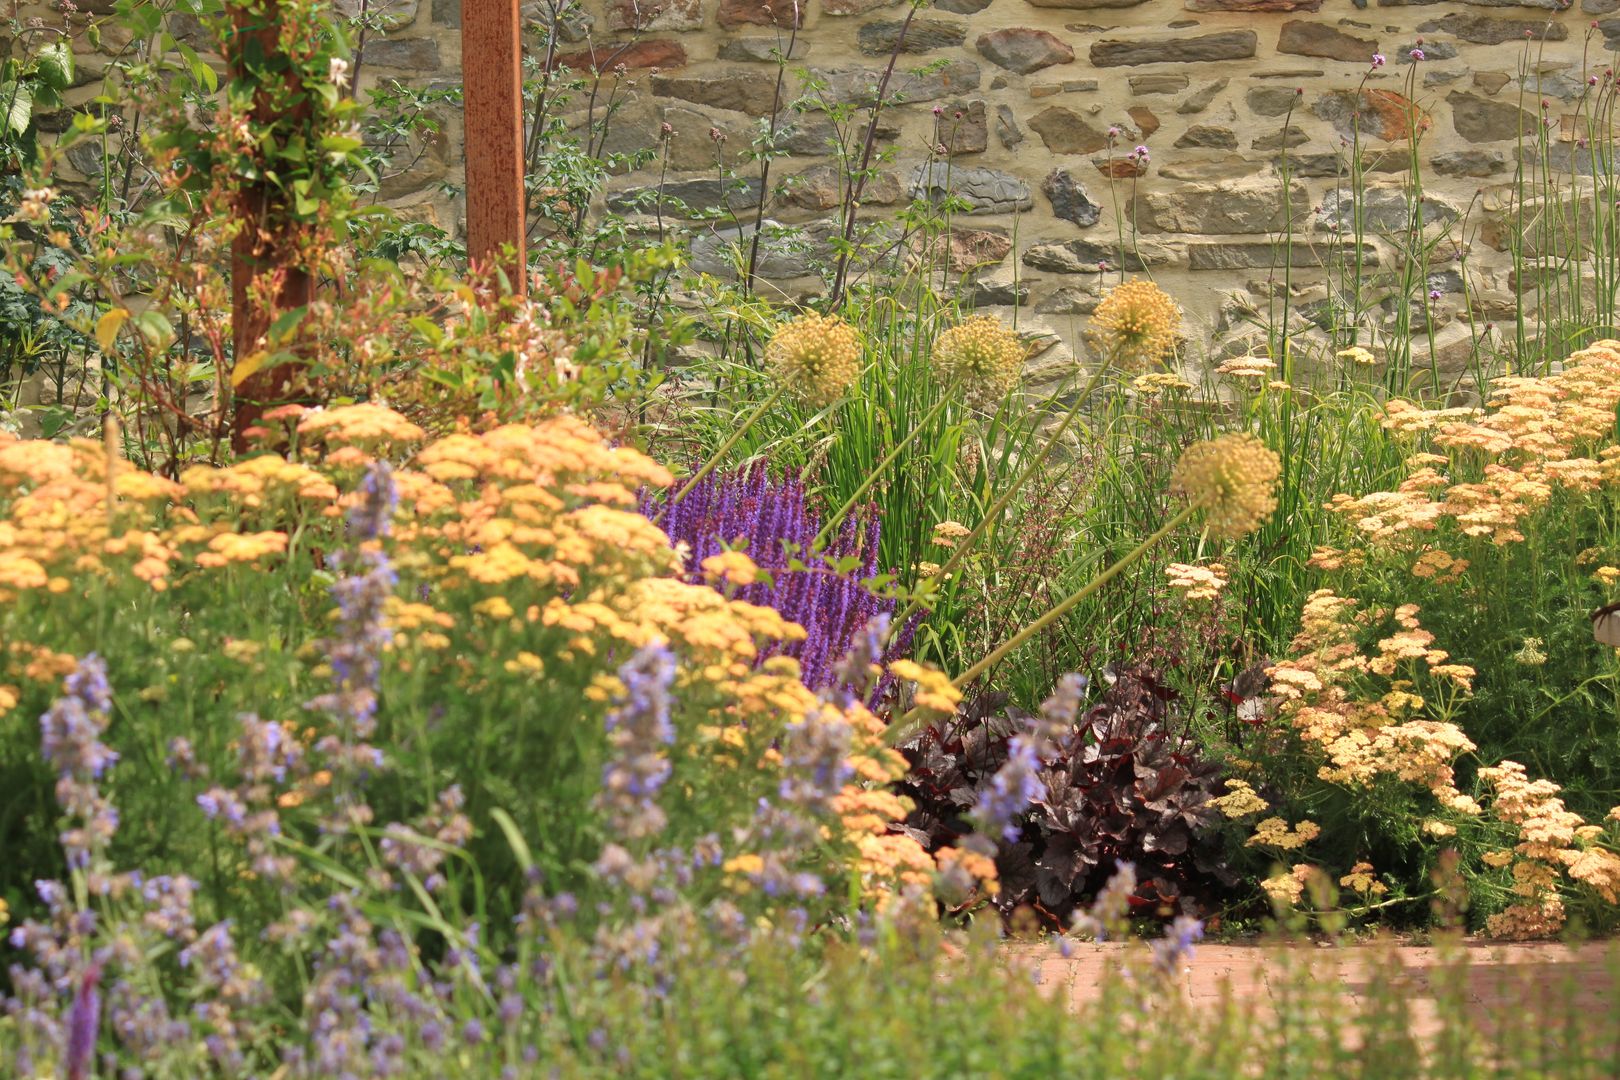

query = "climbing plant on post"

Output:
[[218, 0, 360, 450], [461, 0, 527, 295]]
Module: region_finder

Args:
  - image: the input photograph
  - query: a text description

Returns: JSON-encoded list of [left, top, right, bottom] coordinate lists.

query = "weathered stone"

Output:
[[1175, 124, 1237, 149], [334, 0, 420, 27], [967, 268, 1030, 307], [1318, 188, 1459, 233], [996, 104, 1025, 148], [360, 37, 441, 69], [809, 60, 981, 107], [936, 0, 993, 11], [908, 164, 1033, 214], [1277, 20, 1378, 62], [1136, 178, 1308, 233], [1314, 88, 1430, 140], [1287, 147, 1412, 176], [1586, 0, 1620, 12], [976, 28, 1075, 74], [823, 0, 896, 13], [1042, 169, 1102, 227], [1519, 72, 1586, 102], [604, 0, 703, 31], [1177, 78, 1229, 114], [1473, 71, 1512, 94], [1425, 71, 1465, 88], [432, 0, 460, 26], [1186, 0, 1321, 8], [1022, 239, 1168, 272], [690, 221, 816, 278], [1131, 74, 1190, 95], [1418, 14, 1567, 44], [1448, 91, 1536, 142], [858, 18, 967, 54], [652, 71, 779, 114], [1093, 155, 1148, 178], [1534, 141, 1616, 177], [521, 0, 593, 37], [1163, 156, 1268, 183], [936, 100, 989, 155], [769, 115, 839, 155], [1029, 80, 1100, 98], [1128, 105, 1161, 138], [653, 106, 752, 170], [1187, 241, 1377, 269], [1026, 0, 1148, 8], [1028, 106, 1112, 153], [1251, 125, 1310, 150], [1035, 286, 1102, 314], [1433, 148, 1507, 176], [718, 37, 809, 61], [1247, 86, 1303, 117], [780, 163, 902, 209], [943, 228, 1014, 271], [607, 177, 764, 216], [1091, 30, 1257, 67], [553, 40, 687, 70], [1397, 40, 1457, 62], [718, 0, 802, 28]]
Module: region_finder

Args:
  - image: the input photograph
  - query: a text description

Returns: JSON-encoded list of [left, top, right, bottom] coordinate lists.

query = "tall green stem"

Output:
[[654, 385, 785, 525], [812, 391, 954, 551], [892, 361, 1110, 629], [888, 503, 1199, 743]]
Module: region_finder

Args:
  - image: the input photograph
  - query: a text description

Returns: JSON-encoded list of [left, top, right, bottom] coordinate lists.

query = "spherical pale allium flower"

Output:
[[1169, 433, 1281, 539], [766, 312, 863, 407], [931, 315, 1025, 404], [1089, 278, 1182, 370]]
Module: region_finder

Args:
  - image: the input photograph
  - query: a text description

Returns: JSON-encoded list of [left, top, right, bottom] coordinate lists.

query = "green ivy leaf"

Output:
[[1, 81, 34, 136]]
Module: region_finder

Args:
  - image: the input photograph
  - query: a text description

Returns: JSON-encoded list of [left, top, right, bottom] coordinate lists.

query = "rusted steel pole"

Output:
[[226, 0, 316, 453], [462, 0, 527, 294]]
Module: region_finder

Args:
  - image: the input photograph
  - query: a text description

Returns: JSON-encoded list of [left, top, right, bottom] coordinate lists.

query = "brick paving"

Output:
[[1006, 940, 1620, 1039]]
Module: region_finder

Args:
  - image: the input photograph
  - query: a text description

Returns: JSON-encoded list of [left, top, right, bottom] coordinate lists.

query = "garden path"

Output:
[[1009, 941, 1619, 1039]]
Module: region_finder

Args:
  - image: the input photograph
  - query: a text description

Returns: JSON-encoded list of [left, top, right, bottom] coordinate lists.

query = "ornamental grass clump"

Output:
[[930, 315, 1025, 406], [1089, 278, 1182, 370]]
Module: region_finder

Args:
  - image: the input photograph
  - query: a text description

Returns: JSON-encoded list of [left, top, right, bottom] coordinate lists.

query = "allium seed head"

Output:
[[931, 315, 1025, 405], [765, 313, 863, 407], [1169, 433, 1282, 540], [1089, 278, 1183, 370]]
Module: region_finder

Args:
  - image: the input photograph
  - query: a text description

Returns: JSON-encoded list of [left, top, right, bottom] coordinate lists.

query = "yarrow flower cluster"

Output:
[[1089, 279, 1182, 370], [931, 315, 1025, 406], [1168, 433, 1282, 540], [1165, 561, 1227, 601], [765, 312, 863, 407]]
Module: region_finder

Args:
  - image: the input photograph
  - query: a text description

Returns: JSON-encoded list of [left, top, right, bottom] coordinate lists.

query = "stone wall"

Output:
[[44, 0, 1620, 374]]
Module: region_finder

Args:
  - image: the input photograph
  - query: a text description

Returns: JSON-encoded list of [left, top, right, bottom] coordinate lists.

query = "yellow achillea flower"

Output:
[[930, 520, 970, 548], [1214, 355, 1275, 381], [1132, 372, 1192, 395], [1339, 862, 1388, 897], [765, 312, 863, 407], [1336, 346, 1378, 366], [1260, 866, 1309, 908], [1169, 433, 1281, 540], [297, 403, 426, 445], [701, 550, 761, 587], [1165, 561, 1227, 601], [931, 315, 1025, 405], [889, 658, 960, 717], [1247, 817, 1321, 850], [1212, 779, 1269, 818], [1089, 278, 1182, 369]]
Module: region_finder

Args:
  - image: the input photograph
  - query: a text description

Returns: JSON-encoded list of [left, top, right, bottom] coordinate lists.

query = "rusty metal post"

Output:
[[462, 0, 527, 295]]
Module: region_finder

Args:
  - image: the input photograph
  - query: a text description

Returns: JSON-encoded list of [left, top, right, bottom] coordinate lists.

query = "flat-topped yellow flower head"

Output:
[[931, 315, 1024, 405], [765, 312, 862, 407], [1170, 433, 1281, 539]]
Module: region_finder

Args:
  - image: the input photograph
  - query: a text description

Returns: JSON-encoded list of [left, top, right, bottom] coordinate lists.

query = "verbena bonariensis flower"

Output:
[[646, 468, 914, 702], [597, 642, 678, 841], [39, 654, 118, 871]]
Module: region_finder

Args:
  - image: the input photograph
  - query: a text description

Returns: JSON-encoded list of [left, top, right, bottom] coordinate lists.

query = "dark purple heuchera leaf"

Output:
[[895, 664, 1234, 925], [644, 467, 916, 704]]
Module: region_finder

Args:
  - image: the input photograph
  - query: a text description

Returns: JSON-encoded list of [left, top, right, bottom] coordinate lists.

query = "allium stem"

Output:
[[953, 503, 1196, 690], [655, 385, 786, 526], [811, 390, 954, 551], [893, 361, 1110, 629]]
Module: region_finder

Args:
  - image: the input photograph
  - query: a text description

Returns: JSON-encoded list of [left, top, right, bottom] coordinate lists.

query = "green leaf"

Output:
[[34, 43, 74, 91], [1, 81, 34, 136]]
